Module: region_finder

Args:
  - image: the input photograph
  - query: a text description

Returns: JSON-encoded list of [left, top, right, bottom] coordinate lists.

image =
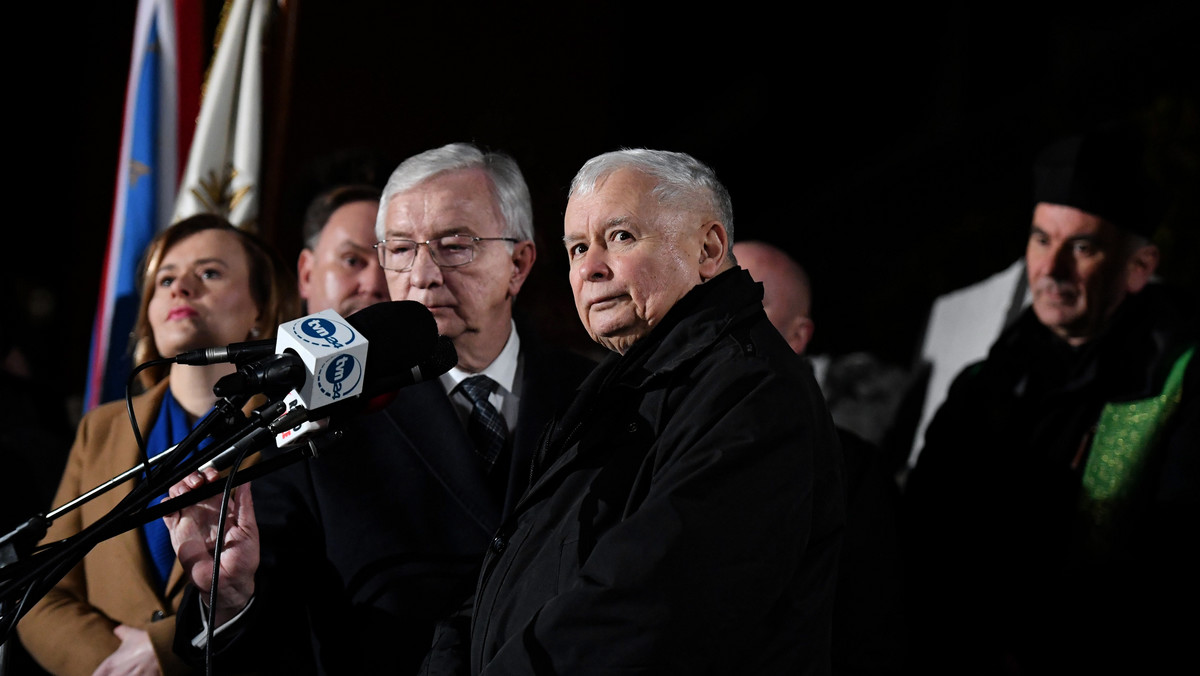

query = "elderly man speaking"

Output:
[[423, 149, 845, 675]]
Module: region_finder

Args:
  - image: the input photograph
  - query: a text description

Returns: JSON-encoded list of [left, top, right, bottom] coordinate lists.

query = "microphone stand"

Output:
[[0, 395, 255, 567], [132, 426, 345, 530], [0, 395, 309, 640]]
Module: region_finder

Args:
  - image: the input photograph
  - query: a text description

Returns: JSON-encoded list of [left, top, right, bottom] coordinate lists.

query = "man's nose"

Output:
[[407, 243, 443, 288], [1048, 242, 1075, 280], [579, 247, 611, 282]]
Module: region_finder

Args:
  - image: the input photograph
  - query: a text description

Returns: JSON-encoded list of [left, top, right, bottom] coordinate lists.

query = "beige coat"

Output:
[[17, 379, 252, 675]]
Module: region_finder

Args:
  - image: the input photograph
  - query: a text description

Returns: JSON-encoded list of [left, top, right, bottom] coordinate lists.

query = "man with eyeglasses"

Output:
[[168, 143, 595, 674]]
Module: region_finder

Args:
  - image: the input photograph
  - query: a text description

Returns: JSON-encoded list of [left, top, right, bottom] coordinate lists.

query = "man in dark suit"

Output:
[[166, 143, 595, 674]]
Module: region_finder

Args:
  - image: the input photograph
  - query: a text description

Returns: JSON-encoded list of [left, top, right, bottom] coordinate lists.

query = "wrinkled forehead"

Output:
[[384, 172, 504, 239]]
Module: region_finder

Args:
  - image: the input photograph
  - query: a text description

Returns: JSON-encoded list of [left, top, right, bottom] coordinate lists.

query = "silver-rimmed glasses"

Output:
[[374, 235, 519, 271]]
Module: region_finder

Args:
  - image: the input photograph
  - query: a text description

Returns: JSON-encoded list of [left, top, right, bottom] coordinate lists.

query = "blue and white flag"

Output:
[[85, 0, 197, 411], [86, 0, 269, 410]]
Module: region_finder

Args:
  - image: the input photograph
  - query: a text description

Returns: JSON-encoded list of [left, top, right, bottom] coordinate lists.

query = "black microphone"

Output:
[[174, 339, 275, 366], [359, 334, 459, 399], [274, 335, 458, 446], [206, 301, 440, 400], [338, 300, 442, 397], [212, 353, 307, 399]]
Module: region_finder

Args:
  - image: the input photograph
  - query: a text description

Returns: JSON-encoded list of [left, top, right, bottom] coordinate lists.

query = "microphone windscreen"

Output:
[[353, 336, 459, 397], [423, 336, 459, 378], [344, 301, 440, 381]]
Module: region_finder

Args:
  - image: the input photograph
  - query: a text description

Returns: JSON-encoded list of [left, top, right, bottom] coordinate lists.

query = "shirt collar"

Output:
[[440, 320, 521, 396]]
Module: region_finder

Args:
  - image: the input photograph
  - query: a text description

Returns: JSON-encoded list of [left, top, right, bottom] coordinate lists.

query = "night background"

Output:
[[6, 2, 1198, 430]]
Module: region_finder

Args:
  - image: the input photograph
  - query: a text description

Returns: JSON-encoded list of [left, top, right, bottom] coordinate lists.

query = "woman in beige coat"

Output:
[[17, 215, 297, 675]]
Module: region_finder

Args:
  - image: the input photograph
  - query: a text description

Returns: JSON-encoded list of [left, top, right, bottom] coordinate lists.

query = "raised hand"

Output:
[[163, 467, 259, 627]]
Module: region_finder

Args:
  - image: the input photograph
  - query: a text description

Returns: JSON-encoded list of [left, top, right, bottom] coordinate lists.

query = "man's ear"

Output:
[[787, 316, 815, 356], [1125, 243, 1160, 294], [297, 249, 315, 300], [698, 221, 729, 281], [508, 240, 537, 297]]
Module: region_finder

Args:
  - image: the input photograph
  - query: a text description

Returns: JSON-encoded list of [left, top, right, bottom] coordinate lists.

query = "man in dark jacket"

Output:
[[165, 143, 595, 674], [422, 149, 846, 675], [903, 125, 1199, 673]]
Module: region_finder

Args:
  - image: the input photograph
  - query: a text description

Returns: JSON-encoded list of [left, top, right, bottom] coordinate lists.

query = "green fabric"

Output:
[[1080, 345, 1194, 544]]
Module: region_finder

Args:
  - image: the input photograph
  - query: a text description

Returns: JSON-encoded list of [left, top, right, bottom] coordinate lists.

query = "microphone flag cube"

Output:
[[275, 309, 369, 411]]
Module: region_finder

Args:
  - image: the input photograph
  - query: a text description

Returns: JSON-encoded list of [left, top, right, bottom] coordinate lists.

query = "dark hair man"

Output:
[[296, 184, 388, 316]]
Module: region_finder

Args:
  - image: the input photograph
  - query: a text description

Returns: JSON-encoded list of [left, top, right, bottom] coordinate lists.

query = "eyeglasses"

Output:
[[373, 235, 520, 272]]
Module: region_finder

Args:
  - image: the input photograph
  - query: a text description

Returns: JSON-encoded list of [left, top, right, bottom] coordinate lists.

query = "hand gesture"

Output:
[[163, 467, 259, 626]]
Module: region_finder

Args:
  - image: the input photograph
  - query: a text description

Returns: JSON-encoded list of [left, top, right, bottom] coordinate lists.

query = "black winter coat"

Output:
[[902, 283, 1200, 674], [424, 268, 846, 675]]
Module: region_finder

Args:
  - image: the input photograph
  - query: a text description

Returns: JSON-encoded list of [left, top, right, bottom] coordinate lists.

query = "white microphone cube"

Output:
[[274, 309, 369, 411]]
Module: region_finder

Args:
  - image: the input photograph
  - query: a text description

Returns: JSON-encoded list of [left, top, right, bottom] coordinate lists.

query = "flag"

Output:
[[172, 0, 270, 229], [85, 0, 203, 411]]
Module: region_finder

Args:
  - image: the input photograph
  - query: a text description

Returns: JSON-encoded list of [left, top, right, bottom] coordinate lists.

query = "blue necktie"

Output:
[[458, 375, 509, 471]]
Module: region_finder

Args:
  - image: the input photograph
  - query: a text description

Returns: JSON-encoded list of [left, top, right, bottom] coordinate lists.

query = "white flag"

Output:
[[172, 0, 270, 230]]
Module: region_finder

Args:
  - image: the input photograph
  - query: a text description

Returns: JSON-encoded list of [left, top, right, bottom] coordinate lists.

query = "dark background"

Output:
[[7, 2, 1199, 427]]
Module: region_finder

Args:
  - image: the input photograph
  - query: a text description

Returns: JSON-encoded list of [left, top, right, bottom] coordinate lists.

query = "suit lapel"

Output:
[[381, 380, 500, 534], [507, 342, 585, 515]]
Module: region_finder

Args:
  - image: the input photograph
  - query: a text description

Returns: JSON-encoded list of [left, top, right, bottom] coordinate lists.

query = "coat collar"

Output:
[[990, 283, 1198, 401], [605, 267, 764, 389], [524, 268, 766, 501], [105, 379, 191, 604]]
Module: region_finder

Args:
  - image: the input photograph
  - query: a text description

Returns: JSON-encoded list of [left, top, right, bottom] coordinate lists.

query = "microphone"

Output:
[[212, 353, 307, 399], [209, 309, 367, 403], [208, 301, 439, 403], [174, 339, 275, 366], [274, 335, 458, 447], [362, 333, 459, 397]]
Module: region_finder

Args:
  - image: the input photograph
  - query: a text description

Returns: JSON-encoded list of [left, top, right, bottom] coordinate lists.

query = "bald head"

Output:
[[734, 241, 814, 354]]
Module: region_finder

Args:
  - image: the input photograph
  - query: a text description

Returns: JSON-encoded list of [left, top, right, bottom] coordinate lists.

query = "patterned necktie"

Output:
[[458, 375, 509, 471]]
